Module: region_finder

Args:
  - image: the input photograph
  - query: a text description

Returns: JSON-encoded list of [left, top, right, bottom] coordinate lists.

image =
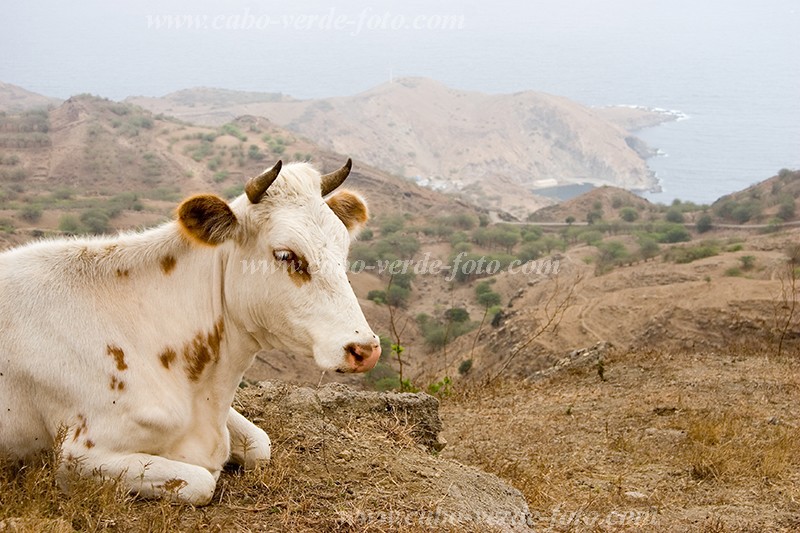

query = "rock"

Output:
[[235, 382, 532, 531], [624, 491, 649, 501]]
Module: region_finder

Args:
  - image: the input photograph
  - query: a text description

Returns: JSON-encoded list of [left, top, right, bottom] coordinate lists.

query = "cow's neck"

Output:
[[89, 222, 262, 390]]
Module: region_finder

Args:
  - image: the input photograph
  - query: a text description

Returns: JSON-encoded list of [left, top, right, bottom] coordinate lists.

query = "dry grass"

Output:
[[440, 345, 800, 532], [0, 388, 484, 533]]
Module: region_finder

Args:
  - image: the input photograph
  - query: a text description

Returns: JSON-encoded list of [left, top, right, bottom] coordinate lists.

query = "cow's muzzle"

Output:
[[341, 341, 381, 373]]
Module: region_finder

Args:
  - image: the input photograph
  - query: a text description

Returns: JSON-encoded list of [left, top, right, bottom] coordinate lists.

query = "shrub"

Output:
[[359, 228, 374, 241], [696, 214, 714, 233], [220, 124, 247, 142], [665, 208, 685, 223], [80, 208, 110, 234], [477, 291, 502, 308], [517, 241, 544, 263], [248, 145, 264, 161], [637, 236, 660, 261], [619, 207, 639, 222], [739, 255, 756, 270], [582, 230, 603, 246], [663, 242, 719, 264], [595, 240, 629, 273], [59, 214, 81, 234], [458, 359, 473, 375], [444, 308, 470, 323], [367, 290, 386, 304], [18, 204, 42, 223], [379, 214, 405, 234], [0, 217, 15, 232], [777, 200, 795, 221], [386, 285, 410, 308]]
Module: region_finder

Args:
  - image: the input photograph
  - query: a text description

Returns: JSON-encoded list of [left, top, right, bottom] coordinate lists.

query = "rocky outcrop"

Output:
[[236, 381, 533, 531]]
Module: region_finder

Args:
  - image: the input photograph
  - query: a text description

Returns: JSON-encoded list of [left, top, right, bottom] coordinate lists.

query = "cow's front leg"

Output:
[[59, 443, 218, 505], [227, 406, 271, 468]]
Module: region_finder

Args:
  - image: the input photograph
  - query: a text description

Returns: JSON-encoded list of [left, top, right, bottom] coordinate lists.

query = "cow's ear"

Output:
[[326, 190, 369, 236], [178, 194, 239, 246]]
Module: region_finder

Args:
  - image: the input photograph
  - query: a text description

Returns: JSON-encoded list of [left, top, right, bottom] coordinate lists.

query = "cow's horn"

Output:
[[245, 160, 282, 204], [320, 158, 352, 196]]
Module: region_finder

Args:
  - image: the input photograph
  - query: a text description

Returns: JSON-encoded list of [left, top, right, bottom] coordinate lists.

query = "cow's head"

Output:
[[176, 159, 380, 373]]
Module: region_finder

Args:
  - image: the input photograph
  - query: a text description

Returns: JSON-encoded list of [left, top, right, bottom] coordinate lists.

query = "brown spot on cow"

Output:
[[286, 253, 311, 287], [160, 255, 177, 275], [85, 439, 95, 449], [107, 345, 127, 371], [72, 414, 87, 442], [115, 268, 129, 278], [159, 348, 177, 369], [161, 478, 188, 493], [183, 318, 225, 382], [109, 375, 125, 391]]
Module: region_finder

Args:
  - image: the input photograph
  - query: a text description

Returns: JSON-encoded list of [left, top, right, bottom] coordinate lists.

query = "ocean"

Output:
[[1, 0, 798, 204]]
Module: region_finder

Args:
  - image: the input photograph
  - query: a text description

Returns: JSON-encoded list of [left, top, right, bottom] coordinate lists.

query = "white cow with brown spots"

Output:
[[0, 159, 381, 505]]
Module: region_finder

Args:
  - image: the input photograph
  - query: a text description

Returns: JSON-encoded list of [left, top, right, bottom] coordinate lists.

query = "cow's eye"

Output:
[[273, 249, 295, 262]]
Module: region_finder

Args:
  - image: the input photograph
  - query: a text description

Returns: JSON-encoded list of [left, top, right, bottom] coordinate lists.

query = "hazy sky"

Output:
[[2, 0, 796, 103]]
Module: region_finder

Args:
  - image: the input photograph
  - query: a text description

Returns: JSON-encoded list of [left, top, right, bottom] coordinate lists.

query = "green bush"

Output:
[[777, 200, 796, 221], [0, 217, 15, 232], [367, 290, 386, 304], [59, 214, 81, 234], [696, 214, 714, 233], [220, 124, 247, 142], [80, 208, 110, 234], [619, 207, 639, 222], [359, 227, 374, 241], [458, 359, 473, 375], [663, 241, 719, 264], [665, 208, 685, 223], [379, 214, 405, 234], [477, 291, 502, 308], [248, 145, 264, 161], [582, 230, 604, 246], [739, 255, 756, 270], [444, 307, 470, 323], [18, 204, 42, 223], [595, 240, 629, 273], [637, 236, 660, 261], [517, 241, 545, 262], [386, 285, 411, 307]]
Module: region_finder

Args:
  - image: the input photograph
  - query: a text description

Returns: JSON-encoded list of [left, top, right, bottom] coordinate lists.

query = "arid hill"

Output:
[[128, 78, 675, 219], [711, 168, 800, 224], [0, 81, 62, 113], [527, 185, 657, 224]]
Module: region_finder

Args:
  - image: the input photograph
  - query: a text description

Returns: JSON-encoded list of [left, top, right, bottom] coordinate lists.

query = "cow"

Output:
[[0, 159, 381, 505]]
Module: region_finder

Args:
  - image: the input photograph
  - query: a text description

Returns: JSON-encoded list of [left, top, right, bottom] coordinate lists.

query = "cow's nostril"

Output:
[[347, 344, 363, 363]]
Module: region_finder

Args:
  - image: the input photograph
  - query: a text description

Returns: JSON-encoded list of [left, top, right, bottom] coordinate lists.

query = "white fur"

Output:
[[0, 162, 376, 504]]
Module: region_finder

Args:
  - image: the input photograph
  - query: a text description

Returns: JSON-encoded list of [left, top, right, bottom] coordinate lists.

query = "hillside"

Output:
[[527, 185, 657, 224], [0, 95, 472, 233], [128, 78, 676, 219], [2, 86, 800, 530], [0, 82, 62, 113], [711, 168, 800, 225]]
